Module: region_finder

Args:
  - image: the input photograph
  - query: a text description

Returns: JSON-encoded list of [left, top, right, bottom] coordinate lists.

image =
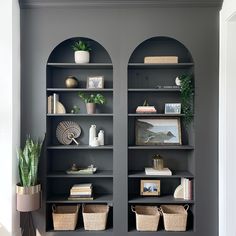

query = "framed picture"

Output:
[[165, 103, 181, 114], [140, 180, 160, 196], [135, 118, 182, 145], [87, 76, 104, 89]]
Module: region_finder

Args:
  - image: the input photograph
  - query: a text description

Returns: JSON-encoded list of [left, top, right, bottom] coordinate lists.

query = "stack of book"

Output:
[[145, 167, 172, 176], [68, 183, 93, 200], [181, 178, 193, 200]]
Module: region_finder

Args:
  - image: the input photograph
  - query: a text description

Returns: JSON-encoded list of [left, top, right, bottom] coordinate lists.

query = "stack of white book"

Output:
[[181, 178, 193, 200], [145, 168, 172, 176], [68, 183, 93, 200]]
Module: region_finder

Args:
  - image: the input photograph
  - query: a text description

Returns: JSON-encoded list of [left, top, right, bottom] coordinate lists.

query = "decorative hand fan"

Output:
[[56, 121, 81, 145]]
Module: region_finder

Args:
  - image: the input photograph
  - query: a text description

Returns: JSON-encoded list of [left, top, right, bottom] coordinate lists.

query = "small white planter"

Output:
[[74, 51, 90, 64]]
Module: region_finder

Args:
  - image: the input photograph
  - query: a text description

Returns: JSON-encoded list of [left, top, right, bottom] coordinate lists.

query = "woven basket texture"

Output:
[[161, 205, 188, 231], [52, 205, 79, 230], [132, 205, 160, 231], [83, 204, 109, 231]]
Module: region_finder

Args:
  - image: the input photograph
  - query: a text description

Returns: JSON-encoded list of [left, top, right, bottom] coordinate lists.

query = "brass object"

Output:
[[16, 184, 41, 195], [153, 154, 164, 170], [65, 76, 78, 88]]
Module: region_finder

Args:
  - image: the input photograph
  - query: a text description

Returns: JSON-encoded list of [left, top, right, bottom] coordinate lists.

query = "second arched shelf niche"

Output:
[[127, 36, 195, 232]]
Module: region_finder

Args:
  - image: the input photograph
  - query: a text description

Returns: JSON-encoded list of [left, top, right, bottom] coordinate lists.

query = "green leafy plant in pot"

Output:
[[179, 74, 194, 126], [72, 40, 91, 64], [16, 137, 42, 212], [78, 92, 106, 114]]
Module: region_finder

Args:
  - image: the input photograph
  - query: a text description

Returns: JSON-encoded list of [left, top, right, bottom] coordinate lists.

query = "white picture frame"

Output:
[[87, 76, 104, 89], [165, 103, 181, 114]]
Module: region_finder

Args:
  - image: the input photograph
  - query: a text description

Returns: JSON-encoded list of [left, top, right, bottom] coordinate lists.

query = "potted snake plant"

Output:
[[72, 40, 91, 63], [16, 136, 42, 212]]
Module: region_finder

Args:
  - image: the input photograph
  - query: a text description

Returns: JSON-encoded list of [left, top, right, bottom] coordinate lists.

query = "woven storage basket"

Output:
[[160, 205, 189, 231], [131, 205, 160, 231], [52, 204, 79, 230], [82, 204, 109, 231]]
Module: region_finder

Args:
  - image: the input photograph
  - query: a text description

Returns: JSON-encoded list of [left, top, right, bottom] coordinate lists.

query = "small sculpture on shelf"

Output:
[[48, 93, 66, 114], [136, 99, 157, 114], [89, 124, 105, 147], [67, 164, 97, 175]]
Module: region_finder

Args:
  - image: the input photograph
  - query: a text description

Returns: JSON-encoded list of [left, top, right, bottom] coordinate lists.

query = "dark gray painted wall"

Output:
[[20, 5, 220, 236]]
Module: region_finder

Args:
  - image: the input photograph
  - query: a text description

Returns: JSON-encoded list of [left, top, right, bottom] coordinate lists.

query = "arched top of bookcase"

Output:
[[129, 36, 193, 63], [48, 37, 112, 63]]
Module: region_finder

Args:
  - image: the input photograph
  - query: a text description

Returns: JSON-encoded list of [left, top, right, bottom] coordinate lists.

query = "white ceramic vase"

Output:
[[74, 51, 90, 63], [89, 125, 96, 146]]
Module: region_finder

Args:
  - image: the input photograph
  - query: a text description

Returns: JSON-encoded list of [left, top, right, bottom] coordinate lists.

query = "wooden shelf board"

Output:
[[128, 145, 194, 150], [47, 194, 113, 204], [128, 113, 184, 117], [47, 63, 113, 69], [47, 170, 113, 178], [47, 88, 113, 92], [128, 170, 194, 178], [128, 195, 194, 204], [47, 145, 113, 150], [47, 113, 113, 117], [128, 88, 181, 92], [128, 63, 194, 69]]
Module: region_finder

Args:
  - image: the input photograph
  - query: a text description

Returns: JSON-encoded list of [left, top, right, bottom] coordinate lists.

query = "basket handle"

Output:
[[131, 205, 136, 213], [52, 204, 56, 213], [184, 204, 189, 211]]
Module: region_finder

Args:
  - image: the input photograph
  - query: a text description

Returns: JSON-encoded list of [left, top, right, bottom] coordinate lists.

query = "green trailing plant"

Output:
[[179, 74, 194, 126], [72, 41, 91, 52], [17, 137, 42, 187], [78, 92, 106, 104]]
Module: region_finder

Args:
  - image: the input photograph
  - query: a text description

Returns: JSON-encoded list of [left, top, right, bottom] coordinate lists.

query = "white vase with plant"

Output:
[[72, 40, 91, 63], [16, 136, 42, 212]]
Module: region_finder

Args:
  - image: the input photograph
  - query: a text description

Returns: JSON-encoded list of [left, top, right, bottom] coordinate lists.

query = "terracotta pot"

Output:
[[74, 51, 90, 63], [16, 184, 41, 212], [86, 103, 96, 114]]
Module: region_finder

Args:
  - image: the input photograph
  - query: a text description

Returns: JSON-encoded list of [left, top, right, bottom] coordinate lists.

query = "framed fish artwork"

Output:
[[135, 118, 182, 145]]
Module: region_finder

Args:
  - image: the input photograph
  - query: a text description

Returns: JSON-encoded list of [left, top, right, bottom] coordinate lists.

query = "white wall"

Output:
[[220, 1, 236, 236], [0, 0, 21, 235]]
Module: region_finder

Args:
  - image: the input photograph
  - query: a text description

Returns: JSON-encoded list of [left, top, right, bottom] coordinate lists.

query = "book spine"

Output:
[[53, 93, 59, 114], [47, 96, 53, 114]]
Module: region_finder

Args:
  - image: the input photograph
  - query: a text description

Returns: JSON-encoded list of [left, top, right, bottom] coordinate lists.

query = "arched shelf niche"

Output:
[[127, 36, 195, 232]]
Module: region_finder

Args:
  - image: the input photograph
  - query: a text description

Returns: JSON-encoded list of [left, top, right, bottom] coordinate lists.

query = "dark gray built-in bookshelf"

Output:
[[46, 38, 114, 232], [45, 36, 195, 234]]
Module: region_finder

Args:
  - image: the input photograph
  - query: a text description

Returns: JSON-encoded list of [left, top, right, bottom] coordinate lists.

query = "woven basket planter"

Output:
[[52, 204, 80, 231], [82, 204, 109, 231], [131, 205, 160, 231], [160, 205, 189, 231]]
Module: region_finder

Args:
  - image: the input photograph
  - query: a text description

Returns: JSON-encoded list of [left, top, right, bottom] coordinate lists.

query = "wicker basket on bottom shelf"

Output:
[[160, 204, 189, 231], [82, 204, 109, 231], [131, 205, 160, 231], [52, 204, 80, 231]]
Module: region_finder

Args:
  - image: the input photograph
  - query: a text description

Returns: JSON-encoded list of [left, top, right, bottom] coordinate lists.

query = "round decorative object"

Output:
[[65, 76, 78, 88], [56, 121, 81, 145], [175, 76, 181, 86]]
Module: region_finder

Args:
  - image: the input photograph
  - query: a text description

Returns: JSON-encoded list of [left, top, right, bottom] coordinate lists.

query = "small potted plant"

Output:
[[72, 40, 91, 64], [16, 136, 42, 212], [78, 92, 106, 114]]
